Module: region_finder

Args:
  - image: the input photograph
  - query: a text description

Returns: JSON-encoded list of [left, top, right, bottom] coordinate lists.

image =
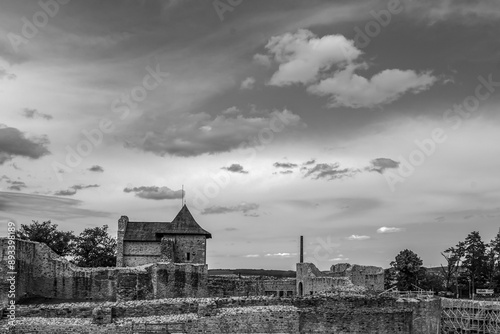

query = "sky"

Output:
[[1, 0, 500, 270]]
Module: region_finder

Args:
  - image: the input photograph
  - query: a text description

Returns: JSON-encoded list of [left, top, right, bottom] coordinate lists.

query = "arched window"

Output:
[[298, 282, 303, 296]]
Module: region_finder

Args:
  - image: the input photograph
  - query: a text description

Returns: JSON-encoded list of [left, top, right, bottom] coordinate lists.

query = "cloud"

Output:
[[303, 162, 359, 180], [21, 108, 53, 120], [6, 180, 27, 191], [224, 227, 238, 231], [264, 252, 297, 258], [0, 126, 50, 164], [0, 192, 110, 220], [366, 158, 400, 174], [244, 254, 260, 258], [264, 29, 360, 86], [308, 64, 437, 108], [201, 202, 259, 216], [377, 226, 404, 234], [221, 163, 249, 174], [253, 53, 271, 67], [125, 108, 302, 157], [0, 67, 16, 80], [240, 77, 256, 90], [88, 165, 104, 172], [279, 170, 293, 175], [329, 256, 349, 262], [54, 184, 100, 196], [346, 234, 370, 241], [303, 159, 316, 165], [273, 162, 298, 168], [123, 186, 183, 200], [260, 29, 437, 108]]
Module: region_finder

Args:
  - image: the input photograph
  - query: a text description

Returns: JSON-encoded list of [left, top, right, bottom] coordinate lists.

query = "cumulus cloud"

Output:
[[260, 29, 437, 108], [222, 163, 249, 174], [240, 77, 256, 90], [346, 234, 370, 241], [21, 108, 53, 120], [244, 254, 260, 258], [308, 64, 437, 108], [201, 202, 259, 216], [123, 186, 183, 200], [88, 165, 104, 172], [303, 159, 316, 165], [264, 29, 360, 86], [0, 126, 50, 164], [0, 67, 16, 80], [377, 226, 404, 233], [273, 162, 298, 169], [366, 158, 400, 174], [303, 162, 359, 180], [54, 184, 99, 196], [253, 53, 271, 67], [125, 108, 302, 157]]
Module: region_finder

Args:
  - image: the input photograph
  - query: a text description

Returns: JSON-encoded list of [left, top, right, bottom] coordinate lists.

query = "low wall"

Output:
[[5, 294, 442, 333], [207, 276, 296, 297], [0, 239, 207, 306]]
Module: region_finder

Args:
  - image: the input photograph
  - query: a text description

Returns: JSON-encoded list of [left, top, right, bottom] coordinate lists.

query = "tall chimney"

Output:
[[300, 235, 303, 263]]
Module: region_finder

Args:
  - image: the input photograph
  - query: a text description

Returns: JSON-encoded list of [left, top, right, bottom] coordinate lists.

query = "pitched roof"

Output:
[[123, 205, 212, 241]]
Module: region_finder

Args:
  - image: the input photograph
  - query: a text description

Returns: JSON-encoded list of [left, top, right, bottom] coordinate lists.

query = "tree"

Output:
[[384, 268, 397, 290], [15, 220, 75, 256], [487, 231, 500, 290], [462, 231, 488, 293], [72, 225, 116, 267], [390, 249, 423, 291], [441, 242, 465, 294]]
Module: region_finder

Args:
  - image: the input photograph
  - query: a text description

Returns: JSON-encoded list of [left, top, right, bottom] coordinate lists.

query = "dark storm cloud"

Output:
[[88, 165, 104, 172], [366, 158, 400, 174], [21, 108, 53, 120], [221, 164, 248, 174], [124, 109, 302, 157], [273, 162, 298, 169], [123, 186, 183, 200], [201, 203, 259, 216], [0, 192, 111, 220], [0, 126, 50, 164], [303, 163, 360, 180], [54, 184, 100, 196]]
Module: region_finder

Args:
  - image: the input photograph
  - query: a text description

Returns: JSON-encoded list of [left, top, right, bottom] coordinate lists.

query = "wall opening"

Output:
[[298, 282, 303, 296], [186, 252, 191, 261]]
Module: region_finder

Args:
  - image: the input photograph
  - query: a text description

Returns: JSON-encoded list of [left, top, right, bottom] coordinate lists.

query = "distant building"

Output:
[[117, 205, 212, 267]]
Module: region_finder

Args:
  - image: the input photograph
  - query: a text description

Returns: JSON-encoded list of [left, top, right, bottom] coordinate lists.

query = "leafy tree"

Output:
[[15, 220, 75, 256], [384, 268, 397, 290], [487, 231, 500, 290], [72, 225, 116, 267], [390, 249, 423, 291], [462, 231, 488, 293]]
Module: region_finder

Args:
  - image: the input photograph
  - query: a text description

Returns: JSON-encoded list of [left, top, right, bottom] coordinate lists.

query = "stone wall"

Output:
[[296, 263, 352, 296], [330, 263, 384, 291], [173, 235, 207, 264], [122, 241, 161, 267], [6, 295, 442, 333], [207, 276, 296, 297], [0, 239, 207, 306]]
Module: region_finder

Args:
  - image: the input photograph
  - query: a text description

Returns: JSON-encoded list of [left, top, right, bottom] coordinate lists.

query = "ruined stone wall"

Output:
[[0, 239, 207, 305], [296, 263, 351, 296], [207, 276, 296, 297], [330, 263, 384, 291], [8, 295, 442, 333], [122, 241, 161, 267]]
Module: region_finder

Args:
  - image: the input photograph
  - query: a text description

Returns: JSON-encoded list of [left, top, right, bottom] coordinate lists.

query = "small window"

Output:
[[186, 252, 191, 261]]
